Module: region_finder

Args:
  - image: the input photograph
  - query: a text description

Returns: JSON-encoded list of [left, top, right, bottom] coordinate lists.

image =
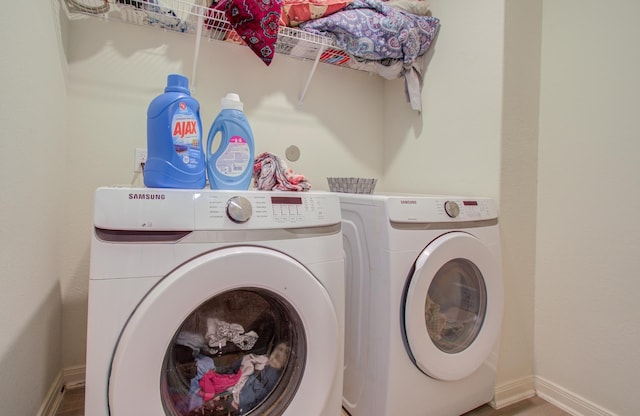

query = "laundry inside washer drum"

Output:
[[160, 288, 306, 416]]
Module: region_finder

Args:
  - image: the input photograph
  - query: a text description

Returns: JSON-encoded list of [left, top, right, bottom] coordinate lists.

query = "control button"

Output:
[[444, 201, 460, 218], [226, 196, 252, 223]]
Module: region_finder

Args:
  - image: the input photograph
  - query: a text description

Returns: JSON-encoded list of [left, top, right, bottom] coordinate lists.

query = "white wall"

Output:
[[0, 1, 67, 414], [536, 1, 640, 415]]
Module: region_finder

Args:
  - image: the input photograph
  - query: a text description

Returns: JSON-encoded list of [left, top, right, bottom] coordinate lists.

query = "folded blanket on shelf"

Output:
[[299, 0, 439, 111], [300, 0, 439, 64], [253, 152, 311, 191]]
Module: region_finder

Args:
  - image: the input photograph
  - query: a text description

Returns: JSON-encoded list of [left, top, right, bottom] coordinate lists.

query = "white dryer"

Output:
[[340, 194, 503, 416], [85, 186, 344, 416]]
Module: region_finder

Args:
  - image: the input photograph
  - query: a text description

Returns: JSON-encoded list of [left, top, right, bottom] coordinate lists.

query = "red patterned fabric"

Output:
[[213, 0, 283, 65]]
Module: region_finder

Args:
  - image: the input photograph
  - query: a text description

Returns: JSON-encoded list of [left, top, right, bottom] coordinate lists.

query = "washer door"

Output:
[[108, 246, 339, 415], [403, 232, 503, 381]]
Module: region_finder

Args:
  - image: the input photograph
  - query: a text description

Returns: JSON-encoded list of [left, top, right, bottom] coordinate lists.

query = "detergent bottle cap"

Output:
[[221, 93, 244, 111], [164, 74, 191, 94]]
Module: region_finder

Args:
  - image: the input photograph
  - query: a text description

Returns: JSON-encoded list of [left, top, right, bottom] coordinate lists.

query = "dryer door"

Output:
[[108, 246, 339, 416], [403, 231, 503, 381]]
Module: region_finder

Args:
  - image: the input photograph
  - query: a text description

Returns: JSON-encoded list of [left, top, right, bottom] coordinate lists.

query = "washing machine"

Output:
[[339, 194, 504, 416], [84, 186, 344, 416]]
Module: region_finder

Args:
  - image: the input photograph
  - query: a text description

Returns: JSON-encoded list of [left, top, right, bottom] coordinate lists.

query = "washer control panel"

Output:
[[194, 191, 340, 229], [93, 187, 341, 231]]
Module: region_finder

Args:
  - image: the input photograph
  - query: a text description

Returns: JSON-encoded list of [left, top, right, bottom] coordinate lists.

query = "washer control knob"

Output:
[[444, 201, 460, 218], [226, 196, 252, 223]]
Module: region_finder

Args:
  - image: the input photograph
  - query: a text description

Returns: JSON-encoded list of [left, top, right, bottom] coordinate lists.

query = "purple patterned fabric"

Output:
[[299, 0, 439, 65], [213, 0, 283, 65]]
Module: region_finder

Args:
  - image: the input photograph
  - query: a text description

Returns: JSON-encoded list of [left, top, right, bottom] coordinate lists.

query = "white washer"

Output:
[[340, 194, 504, 416], [85, 186, 344, 416]]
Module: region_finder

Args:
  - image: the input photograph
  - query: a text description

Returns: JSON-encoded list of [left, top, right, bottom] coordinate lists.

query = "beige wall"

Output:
[[0, 1, 67, 414], [382, 0, 504, 198], [535, 1, 640, 415], [497, 0, 541, 399]]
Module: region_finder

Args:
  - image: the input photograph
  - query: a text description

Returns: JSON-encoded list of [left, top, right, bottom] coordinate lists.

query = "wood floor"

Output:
[[462, 396, 571, 416], [54, 386, 84, 416], [55, 386, 569, 416]]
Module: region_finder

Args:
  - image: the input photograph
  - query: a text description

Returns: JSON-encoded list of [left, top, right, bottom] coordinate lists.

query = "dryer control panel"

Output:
[[385, 196, 497, 223]]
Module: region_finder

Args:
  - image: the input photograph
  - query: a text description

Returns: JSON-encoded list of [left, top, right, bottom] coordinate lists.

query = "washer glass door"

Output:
[[162, 288, 305, 415], [108, 246, 339, 416], [403, 231, 503, 381]]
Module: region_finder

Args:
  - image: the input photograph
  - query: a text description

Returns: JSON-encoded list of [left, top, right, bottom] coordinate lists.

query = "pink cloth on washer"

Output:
[[253, 152, 311, 191]]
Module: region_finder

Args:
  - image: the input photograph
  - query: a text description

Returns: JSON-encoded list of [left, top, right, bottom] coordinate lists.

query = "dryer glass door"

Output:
[[403, 232, 503, 381], [108, 246, 340, 416], [426, 258, 486, 354]]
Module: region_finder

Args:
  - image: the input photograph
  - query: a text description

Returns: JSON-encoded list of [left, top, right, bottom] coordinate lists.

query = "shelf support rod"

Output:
[[298, 45, 326, 108], [191, 6, 206, 89]]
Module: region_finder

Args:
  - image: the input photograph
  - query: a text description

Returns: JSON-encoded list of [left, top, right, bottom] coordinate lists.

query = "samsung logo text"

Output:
[[129, 193, 166, 200]]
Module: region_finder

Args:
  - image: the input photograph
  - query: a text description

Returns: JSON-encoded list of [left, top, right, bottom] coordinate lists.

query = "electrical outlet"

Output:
[[134, 148, 147, 173]]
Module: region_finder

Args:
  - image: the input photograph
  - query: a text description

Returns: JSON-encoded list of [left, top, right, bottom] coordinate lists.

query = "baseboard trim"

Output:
[[63, 365, 86, 390], [36, 372, 65, 416], [37, 366, 86, 416], [492, 375, 536, 409], [535, 376, 618, 416]]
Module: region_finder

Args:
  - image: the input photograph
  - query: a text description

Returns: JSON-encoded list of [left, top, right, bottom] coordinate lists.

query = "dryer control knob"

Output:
[[226, 196, 252, 223], [444, 201, 460, 218]]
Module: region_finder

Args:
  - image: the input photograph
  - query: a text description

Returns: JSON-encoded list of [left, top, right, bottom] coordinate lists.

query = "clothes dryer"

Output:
[[85, 186, 344, 416], [340, 194, 503, 416]]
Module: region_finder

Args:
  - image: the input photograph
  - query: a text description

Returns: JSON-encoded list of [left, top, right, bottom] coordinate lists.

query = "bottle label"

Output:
[[215, 136, 250, 177], [171, 102, 201, 169]]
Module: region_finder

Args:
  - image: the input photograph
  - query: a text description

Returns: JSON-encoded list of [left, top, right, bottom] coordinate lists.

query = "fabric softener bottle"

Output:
[[144, 74, 206, 189], [207, 93, 255, 190]]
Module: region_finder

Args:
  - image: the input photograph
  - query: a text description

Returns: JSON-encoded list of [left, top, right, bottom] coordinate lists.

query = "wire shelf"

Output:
[[64, 0, 352, 68]]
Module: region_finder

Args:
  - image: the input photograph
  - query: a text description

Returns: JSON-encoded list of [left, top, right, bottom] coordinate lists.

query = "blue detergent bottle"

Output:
[[144, 74, 206, 189], [207, 93, 255, 190]]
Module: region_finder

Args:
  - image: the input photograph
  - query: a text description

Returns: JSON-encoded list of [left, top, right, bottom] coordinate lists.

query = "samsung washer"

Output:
[[339, 194, 503, 416], [84, 186, 344, 416]]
